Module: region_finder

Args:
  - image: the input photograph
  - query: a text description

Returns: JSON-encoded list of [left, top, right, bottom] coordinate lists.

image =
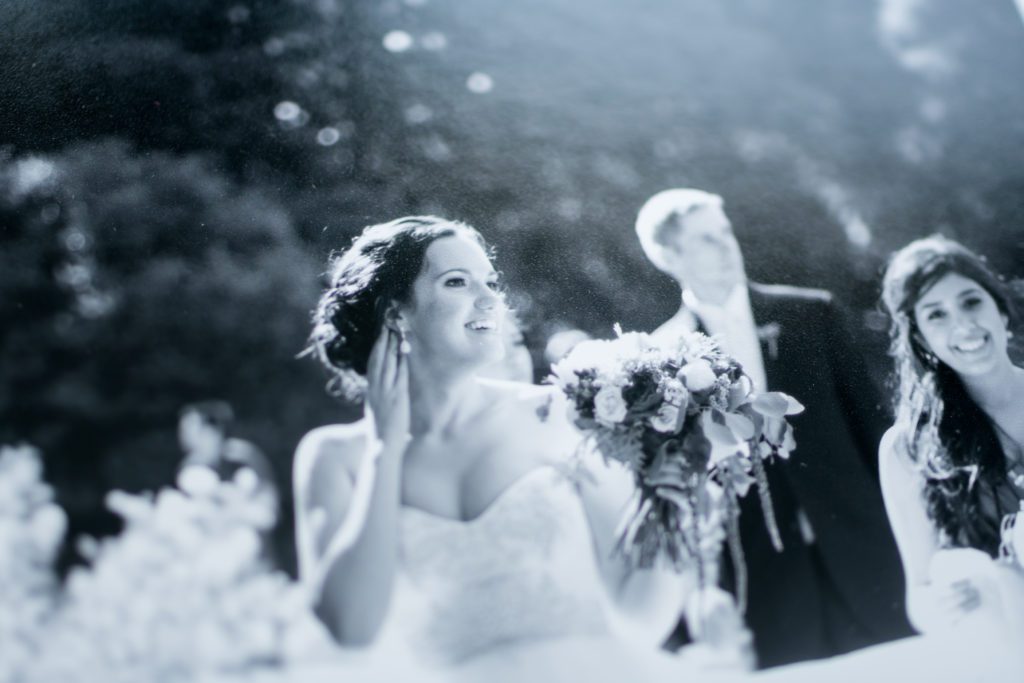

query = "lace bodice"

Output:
[[374, 466, 611, 664]]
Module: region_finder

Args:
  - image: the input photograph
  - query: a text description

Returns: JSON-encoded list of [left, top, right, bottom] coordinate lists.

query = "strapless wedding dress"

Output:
[[375, 466, 611, 664], [287, 459, 1023, 683], [376, 461, 1024, 682]]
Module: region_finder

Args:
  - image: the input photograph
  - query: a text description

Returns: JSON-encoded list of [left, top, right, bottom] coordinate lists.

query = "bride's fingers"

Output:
[[957, 587, 981, 612], [381, 329, 399, 389], [366, 327, 390, 389], [395, 342, 409, 395], [935, 582, 982, 615]]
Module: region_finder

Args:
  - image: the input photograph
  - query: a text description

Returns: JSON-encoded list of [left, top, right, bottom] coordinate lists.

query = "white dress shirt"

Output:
[[651, 286, 814, 544], [657, 286, 768, 393]]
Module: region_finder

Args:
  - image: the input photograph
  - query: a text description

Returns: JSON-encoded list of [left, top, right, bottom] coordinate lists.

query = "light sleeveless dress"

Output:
[[291, 418, 1024, 683]]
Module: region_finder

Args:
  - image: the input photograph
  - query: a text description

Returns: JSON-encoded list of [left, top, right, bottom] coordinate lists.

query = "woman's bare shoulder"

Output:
[[879, 424, 923, 490], [294, 420, 372, 486], [478, 380, 570, 426]]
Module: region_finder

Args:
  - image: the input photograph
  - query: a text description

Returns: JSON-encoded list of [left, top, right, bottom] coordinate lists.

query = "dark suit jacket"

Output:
[[668, 283, 913, 667]]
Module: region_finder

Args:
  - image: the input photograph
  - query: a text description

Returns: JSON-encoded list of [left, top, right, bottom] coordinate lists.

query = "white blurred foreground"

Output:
[[0, 445, 335, 683]]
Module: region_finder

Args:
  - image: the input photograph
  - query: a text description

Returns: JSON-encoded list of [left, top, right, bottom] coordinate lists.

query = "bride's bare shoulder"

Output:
[[477, 379, 564, 420], [294, 420, 371, 487]]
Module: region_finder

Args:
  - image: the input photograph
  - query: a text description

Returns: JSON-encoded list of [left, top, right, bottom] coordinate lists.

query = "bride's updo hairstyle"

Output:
[[307, 215, 489, 399], [881, 235, 1022, 555]]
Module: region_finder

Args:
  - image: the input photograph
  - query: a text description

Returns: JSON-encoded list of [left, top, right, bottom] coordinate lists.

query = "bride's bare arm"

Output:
[[574, 455, 691, 646], [293, 329, 410, 646]]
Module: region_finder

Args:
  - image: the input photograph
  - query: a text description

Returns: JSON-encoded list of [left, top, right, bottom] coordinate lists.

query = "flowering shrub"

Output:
[[26, 465, 327, 683], [550, 329, 803, 610], [0, 445, 66, 683]]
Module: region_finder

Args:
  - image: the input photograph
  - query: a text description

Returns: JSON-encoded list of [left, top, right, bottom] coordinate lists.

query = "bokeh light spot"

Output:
[[404, 104, 433, 125], [421, 32, 447, 51], [263, 38, 286, 56], [383, 31, 414, 53], [64, 230, 88, 252], [227, 5, 251, 24], [316, 127, 341, 146], [466, 72, 494, 94], [273, 101, 301, 122]]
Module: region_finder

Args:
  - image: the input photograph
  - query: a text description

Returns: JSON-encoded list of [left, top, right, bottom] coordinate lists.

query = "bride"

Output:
[[292, 217, 1021, 682], [293, 215, 712, 679]]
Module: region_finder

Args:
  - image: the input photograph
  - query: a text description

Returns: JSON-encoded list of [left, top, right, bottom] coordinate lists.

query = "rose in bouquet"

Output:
[[550, 328, 803, 612]]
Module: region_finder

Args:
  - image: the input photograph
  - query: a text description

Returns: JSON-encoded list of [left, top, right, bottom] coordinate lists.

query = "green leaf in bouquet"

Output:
[[723, 412, 755, 441], [751, 392, 804, 418], [760, 415, 797, 458], [700, 411, 748, 466], [593, 428, 644, 469], [750, 393, 789, 418], [680, 426, 712, 474]]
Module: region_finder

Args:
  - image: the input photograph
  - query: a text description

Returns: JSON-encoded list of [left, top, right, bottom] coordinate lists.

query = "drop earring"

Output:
[[398, 328, 412, 355]]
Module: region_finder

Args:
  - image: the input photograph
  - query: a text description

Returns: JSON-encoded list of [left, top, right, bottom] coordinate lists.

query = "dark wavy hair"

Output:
[[881, 235, 1022, 556], [305, 216, 489, 400]]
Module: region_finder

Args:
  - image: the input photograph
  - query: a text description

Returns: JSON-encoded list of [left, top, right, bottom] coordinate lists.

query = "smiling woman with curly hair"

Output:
[[878, 234, 1024, 635]]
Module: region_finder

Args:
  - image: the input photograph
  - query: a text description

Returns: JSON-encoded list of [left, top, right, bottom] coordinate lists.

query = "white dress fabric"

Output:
[[291, 423, 1024, 683], [376, 466, 610, 665]]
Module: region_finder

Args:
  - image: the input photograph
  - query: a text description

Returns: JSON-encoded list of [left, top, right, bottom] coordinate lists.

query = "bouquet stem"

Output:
[[752, 453, 784, 553], [726, 491, 747, 614]]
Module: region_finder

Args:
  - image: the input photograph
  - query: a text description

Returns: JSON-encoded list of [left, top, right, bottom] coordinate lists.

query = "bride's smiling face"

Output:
[[398, 234, 506, 370], [913, 272, 1010, 377]]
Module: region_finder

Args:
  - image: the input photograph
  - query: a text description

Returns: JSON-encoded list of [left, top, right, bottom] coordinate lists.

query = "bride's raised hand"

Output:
[[365, 327, 411, 450], [935, 579, 983, 619]]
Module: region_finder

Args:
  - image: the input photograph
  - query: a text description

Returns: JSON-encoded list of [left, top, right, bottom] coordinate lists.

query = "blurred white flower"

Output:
[[0, 445, 65, 683], [29, 503, 67, 556], [679, 359, 717, 392], [178, 464, 220, 496], [661, 378, 688, 407], [24, 459, 317, 681], [234, 466, 259, 494]]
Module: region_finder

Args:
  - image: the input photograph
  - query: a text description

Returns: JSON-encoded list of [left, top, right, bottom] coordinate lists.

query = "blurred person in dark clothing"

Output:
[[635, 188, 914, 667]]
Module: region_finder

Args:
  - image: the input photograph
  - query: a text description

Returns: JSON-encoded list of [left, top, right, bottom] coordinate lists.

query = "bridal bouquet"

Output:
[[29, 465, 327, 683], [550, 328, 803, 609]]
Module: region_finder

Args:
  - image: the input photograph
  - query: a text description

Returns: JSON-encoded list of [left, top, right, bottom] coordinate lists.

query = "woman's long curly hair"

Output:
[[881, 235, 1023, 556], [305, 216, 489, 400]]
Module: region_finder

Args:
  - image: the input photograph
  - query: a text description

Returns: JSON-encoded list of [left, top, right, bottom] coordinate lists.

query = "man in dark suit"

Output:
[[634, 188, 914, 668]]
